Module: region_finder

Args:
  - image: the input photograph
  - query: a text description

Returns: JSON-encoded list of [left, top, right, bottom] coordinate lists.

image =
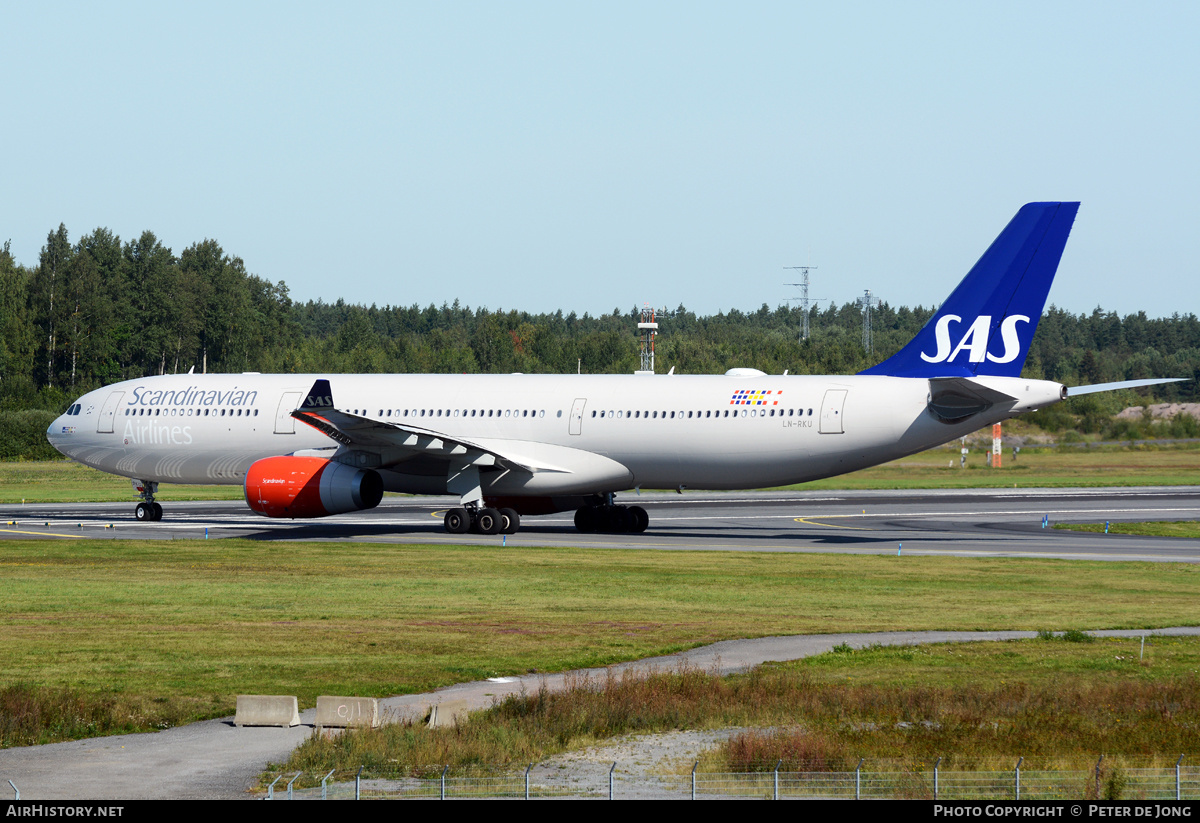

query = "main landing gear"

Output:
[[444, 504, 520, 535], [573, 498, 649, 534], [132, 479, 163, 522]]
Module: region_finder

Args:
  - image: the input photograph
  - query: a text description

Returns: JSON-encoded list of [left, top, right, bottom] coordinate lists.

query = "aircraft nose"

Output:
[[46, 402, 81, 455], [46, 419, 64, 452]]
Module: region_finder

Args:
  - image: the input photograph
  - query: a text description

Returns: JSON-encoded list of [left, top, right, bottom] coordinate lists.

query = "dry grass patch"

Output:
[[281, 635, 1200, 779]]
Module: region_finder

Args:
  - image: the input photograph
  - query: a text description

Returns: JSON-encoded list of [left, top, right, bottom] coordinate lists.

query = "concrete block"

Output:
[[427, 699, 469, 728], [315, 696, 380, 728], [234, 695, 300, 727]]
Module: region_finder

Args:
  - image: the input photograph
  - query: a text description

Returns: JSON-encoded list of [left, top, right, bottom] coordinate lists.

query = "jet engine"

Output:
[[244, 456, 383, 518]]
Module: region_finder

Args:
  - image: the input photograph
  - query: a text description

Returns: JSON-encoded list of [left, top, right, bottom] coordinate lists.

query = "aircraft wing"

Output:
[[290, 379, 563, 473]]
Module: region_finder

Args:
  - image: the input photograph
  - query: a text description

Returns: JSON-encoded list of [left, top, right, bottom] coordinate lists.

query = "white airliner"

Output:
[[46, 203, 1181, 535]]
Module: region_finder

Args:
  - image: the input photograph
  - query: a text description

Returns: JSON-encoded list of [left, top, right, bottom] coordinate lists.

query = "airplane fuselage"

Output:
[[48, 371, 1060, 497]]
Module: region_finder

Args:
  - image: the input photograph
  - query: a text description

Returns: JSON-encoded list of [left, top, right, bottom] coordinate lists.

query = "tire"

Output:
[[574, 506, 598, 533], [499, 507, 520, 534], [151, 502, 164, 521], [605, 506, 630, 533], [444, 508, 470, 534], [476, 508, 502, 535], [628, 505, 649, 533], [135, 502, 151, 522]]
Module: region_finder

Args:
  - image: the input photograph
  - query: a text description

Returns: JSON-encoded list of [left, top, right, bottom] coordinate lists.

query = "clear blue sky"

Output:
[[4, 1, 1197, 319]]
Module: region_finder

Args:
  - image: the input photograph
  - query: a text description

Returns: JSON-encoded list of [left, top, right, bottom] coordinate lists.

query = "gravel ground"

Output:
[[529, 729, 742, 799]]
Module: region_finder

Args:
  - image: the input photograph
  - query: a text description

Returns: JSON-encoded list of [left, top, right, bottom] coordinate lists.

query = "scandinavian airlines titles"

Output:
[[127, 385, 259, 408]]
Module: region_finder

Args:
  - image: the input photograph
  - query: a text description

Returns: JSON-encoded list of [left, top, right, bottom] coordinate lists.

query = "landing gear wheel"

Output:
[[628, 505, 648, 533], [151, 502, 163, 521], [136, 502, 152, 522], [444, 508, 470, 534], [574, 506, 598, 533], [605, 506, 631, 533], [476, 507, 502, 535], [574, 504, 648, 534], [499, 507, 520, 535]]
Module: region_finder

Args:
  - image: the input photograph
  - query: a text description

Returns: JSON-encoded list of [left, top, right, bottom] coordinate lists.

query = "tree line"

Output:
[[3, 224, 1198, 418]]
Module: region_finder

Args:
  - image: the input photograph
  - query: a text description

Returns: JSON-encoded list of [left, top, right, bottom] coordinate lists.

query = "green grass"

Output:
[[793, 442, 1200, 490], [1055, 521, 1200, 538], [0, 460, 243, 503], [2, 538, 1199, 748]]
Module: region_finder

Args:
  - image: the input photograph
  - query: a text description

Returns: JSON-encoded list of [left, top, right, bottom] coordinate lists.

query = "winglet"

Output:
[[299, 379, 335, 411], [292, 380, 351, 445]]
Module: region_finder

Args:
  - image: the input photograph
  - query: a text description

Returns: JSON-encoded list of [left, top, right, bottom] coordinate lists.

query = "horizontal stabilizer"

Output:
[[1066, 378, 1189, 397]]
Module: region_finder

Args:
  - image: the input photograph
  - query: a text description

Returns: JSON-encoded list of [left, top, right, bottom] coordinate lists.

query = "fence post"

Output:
[[1015, 758, 1023, 801], [934, 757, 941, 800], [441, 765, 448, 800], [286, 772, 302, 801], [774, 760, 782, 800], [266, 775, 281, 800], [356, 765, 363, 801], [692, 761, 698, 800], [610, 762, 617, 800], [1095, 756, 1104, 799], [525, 763, 532, 800], [1178, 755, 1185, 801], [856, 758, 863, 800], [321, 769, 335, 801], [7, 781, 17, 801]]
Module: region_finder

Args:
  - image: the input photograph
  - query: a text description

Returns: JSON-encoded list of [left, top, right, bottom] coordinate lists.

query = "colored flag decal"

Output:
[[729, 389, 781, 406]]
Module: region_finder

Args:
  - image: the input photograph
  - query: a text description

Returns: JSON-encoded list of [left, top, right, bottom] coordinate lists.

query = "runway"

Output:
[[3, 485, 1199, 562]]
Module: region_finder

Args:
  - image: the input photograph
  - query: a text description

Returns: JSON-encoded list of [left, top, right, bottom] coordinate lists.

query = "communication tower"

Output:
[[857, 289, 882, 354], [784, 266, 823, 341], [636, 304, 658, 375]]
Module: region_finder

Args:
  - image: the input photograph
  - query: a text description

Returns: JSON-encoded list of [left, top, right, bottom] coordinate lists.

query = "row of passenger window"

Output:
[[592, 407, 815, 419], [358, 408, 548, 419], [348, 407, 817, 422], [124, 407, 259, 417]]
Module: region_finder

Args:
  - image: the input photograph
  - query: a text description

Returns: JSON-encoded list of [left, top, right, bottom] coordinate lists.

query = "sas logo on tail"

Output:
[[920, 315, 1030, 364]]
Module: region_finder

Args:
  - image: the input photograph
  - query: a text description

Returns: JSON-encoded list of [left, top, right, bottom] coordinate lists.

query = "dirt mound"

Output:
[[1116, 403, 1200, 421]]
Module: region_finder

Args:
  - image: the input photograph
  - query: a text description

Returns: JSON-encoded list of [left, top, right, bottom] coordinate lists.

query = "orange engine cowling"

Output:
[[244, 456, 384, 518]]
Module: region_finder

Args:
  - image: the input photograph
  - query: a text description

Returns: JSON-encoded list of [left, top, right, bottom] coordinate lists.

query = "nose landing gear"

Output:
[[132, 479, 163, 522]]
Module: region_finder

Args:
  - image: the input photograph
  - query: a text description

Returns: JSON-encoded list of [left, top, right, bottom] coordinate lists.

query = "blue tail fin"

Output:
[[860, 202, 1079, 378]]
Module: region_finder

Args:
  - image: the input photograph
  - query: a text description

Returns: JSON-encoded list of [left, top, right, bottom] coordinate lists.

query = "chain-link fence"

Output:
[[263, 761, 1199, 800]]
